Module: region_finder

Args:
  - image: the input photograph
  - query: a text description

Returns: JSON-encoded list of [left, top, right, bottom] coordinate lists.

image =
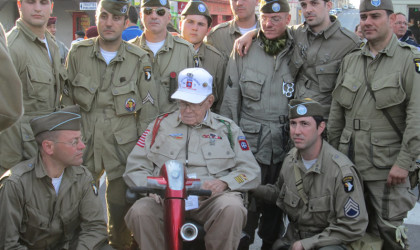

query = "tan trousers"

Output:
[[125, 191, 247, 250]]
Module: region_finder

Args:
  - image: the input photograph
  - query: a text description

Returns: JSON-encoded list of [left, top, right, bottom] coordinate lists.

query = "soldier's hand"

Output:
[[234, 29, 257, 56], [202, 179, 228, 195], [291, 241, 304, 250], [387, 165, 409, 186], [149, 193, 161, 204]]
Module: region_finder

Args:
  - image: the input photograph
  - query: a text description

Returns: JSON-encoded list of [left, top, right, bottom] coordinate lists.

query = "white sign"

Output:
[[80, 2, 97, 11]]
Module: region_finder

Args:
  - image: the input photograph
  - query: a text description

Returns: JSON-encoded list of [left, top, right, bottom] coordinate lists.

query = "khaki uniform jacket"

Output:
[[62, 38, 153, 180], [0, 24, 22, 132], [290, 16, 360, 118], [124, 110, 261, 191], [205, 17, 260, 61], [253, 141, 368, 249], [328, 35, 420, 181], [130, 32, 195, 132], [0, 19, 66, 173], [196, 42, 227, 113], [56, 39, 69, 65], [0, 155, 108, 249], [220, 29, 294, 165]]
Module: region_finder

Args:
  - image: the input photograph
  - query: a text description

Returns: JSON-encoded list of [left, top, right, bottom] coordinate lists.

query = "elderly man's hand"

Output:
[[387, 164, 409, 187], [202, 179, 228, 195]]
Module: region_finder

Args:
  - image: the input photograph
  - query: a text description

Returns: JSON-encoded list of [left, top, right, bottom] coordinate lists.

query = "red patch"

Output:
[[238, 140, 249, 151], [136, 129, 150, 148]]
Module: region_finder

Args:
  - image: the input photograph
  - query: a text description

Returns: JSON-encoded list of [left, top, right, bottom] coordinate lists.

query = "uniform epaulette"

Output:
[[339, 26, 361, 45], [331, 151, 354, 177], [0, 159, 35, 183], [125, 41, 149, 58], [205, 43, 223, 57], [398, 41, 420, 54], [5, 28, 19, 46], [210, 21, 230, 32], [71, 38, 95, 49], [172, 35, 194, 48]]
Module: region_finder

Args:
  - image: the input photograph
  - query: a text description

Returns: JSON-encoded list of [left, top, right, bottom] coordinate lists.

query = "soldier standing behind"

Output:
[[220, 0, 294, 248], [61, 0, 154, 248], [179, 0, 226, 113], [46, 16, 69, 64], [0, 0, 67, 176], [328, 0, 420, 248], [130, 0, 196, 132]]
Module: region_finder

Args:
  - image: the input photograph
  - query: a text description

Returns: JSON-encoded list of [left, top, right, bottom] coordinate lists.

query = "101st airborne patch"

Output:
[[414, 59, 420, 74]]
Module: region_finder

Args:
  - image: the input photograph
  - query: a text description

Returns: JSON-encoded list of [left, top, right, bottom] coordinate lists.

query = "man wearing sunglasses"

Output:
[[180, 0, 226, 113], [62, 0, 154, 248], [130, 0, 196, 132], [124, 67, 261, 250]]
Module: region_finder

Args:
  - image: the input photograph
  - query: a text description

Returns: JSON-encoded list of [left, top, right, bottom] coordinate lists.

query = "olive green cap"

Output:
[[141, 0, 170, 9], [289, 98, 323, 119], [181, 0, 212, 26], [99, 0, 130, 16], [260, 0, 290, 13], [359, 0, 394, 12], [30, 106, 81, 136]]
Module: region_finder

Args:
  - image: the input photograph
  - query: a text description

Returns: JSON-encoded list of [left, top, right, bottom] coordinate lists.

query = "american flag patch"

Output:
[[136, 129, 150, 148]]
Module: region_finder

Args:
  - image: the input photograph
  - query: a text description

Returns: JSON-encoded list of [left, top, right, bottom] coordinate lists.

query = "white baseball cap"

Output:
[[171, 68, 213, 104]]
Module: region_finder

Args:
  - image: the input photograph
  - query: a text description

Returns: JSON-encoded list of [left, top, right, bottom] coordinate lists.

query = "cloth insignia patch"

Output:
[[371, 0, 380, 7], [239, 139, 250, 151], [198, 3, 206, 12], [142, 91, 155, 105], [125, 98, 136, 112], [296, 104, 307, 115], [238, 136, 246, 140], [234, 174, 248, 184], [414, 59, 420, 74], [344, 197, 360, 218], [342, 176, 354, 193], [136, 129, 150, 148], [91, 181, 98, 196], [144, 66, 152, 81], [121, 5, 128, 14], [202, 134, 222, 139], [169, 133, 183, 139]]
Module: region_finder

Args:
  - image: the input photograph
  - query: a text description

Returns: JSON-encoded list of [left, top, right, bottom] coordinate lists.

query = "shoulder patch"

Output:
[[136, 129, 150, 148], [91, 181, 98, 196], [414, 58, 420, 74], [342, 176, 354, 192]]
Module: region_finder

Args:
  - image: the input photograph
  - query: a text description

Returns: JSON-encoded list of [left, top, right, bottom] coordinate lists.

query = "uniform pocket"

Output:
[[289, 49, 303, 79], [239, 68, 265, 101], [239, 118, 261, 154], [202, 142, 235, 177], [113, 124, 139, 165], [61, 205, 81, 240], [26, 64, 54, 101], [308, 195, 331, 227], [22, 204, 50, 245], [72, 73, 97, 111], [280, 185, 300, 221], [332, 72, 362, 109], [112, 81, 141, 116], [370, 131, 401, 169], [316, 60, 341, 93], [371, 72, 406, 109]]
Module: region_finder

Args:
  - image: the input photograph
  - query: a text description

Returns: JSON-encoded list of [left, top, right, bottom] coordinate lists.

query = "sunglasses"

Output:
[[143, 8, 166, 16]]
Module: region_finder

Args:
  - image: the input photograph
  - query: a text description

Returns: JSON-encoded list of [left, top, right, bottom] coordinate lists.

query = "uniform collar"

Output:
[[195, 43, 206, 61], [92, 36, 127, 62], [173, 109, 218, 130], [35, 153, 79, 182], [362, 34, 398, 58], [292, 140, 327, 174], [230, 15, 260, 36], [16, 18, 54, 43], [303, 15, 340, 40], [139, 31, 175, 53]]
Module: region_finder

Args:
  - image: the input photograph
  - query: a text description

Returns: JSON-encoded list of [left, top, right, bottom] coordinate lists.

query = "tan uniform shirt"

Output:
[[253, 141, 368, 249], [205, 17, 260, 61], [220, 29, 294, 165], [328, 35, 420, 181], [56, 39, 69, 65], [124, 110, 261, 191], [130, 32, 196, 132], [62, 38, 153, 180], [0, 24, 22, 132], [290, 16, 360, 118], [195, 42, 226, 113], [0, 19, 66, 174], [0, 155, 108, 249]]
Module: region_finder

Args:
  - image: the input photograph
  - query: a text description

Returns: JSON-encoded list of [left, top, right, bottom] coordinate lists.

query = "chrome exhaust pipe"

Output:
[[180, 223, 199, 241]]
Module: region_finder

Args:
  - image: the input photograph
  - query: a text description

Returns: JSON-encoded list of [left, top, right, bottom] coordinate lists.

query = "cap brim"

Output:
[[171, 90, 207, 104]]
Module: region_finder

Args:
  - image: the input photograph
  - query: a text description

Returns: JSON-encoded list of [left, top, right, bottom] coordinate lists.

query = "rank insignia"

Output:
[[239, 139, 250, 151], [91, 181, 98, 196], [344, 197, 360, 218], [193, 55, 200, 67], [125, 98, 136, 112], [136, 129, 150, 148], [142, 91, 155, 105], [169, 133, 183, 139], [414, 59, 420, 74], [342, 176, 354, 193], [234, 174, 248, 184], [144, 66, 152, 81]]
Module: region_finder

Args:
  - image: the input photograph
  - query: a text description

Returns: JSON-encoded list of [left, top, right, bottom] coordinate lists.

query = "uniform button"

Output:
[[170, 151, 173, 155], [113, 90, 118, 94], [49, 79, 51, 82], [374, 139, 378, 143], [310, 206, 313, 210], [208, 152, 212, 156], [75, 81, 78, 84], [320, 68, 324, 72], [353, 85, 357, 90], [226, 151, 230, 155], [90, 88, 94, 91], [156, 146, 160, 149]]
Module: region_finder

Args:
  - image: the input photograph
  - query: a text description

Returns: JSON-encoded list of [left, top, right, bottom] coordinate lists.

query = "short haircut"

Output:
[[313, 115, 327, 139], [128, 5, 139, 24], [386, 10, 394, 16], [35, 130, 60, 147], [355, 24, 360, 32], [395, 12, 406, 17]]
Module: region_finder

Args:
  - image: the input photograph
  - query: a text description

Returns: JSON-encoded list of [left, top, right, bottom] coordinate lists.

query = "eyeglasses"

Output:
[[143, 7, 166, 16], [394, 21, 408, 26], [178, 99, 207, 111], [53, 137, 83, 147], [261, 15, 282, 24]]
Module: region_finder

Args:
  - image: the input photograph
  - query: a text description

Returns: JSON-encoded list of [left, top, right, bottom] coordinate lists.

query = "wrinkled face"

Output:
[[355, 24, 364, 39], [230, 0, 258, 21], [180, 15, 209, 48], [290, 116, 324, 152], [178, 95, 214, 126], [50, 130, 85, 167], [18, 0, 53, 30], [299, 0, 332, 32], [392, 14, 408, 38], [260, 12, 291, 40], [360, 10, 394, 43], [141, 7, 171, 35], [46, 23, 56, 35], [96, 7, 126, 43]]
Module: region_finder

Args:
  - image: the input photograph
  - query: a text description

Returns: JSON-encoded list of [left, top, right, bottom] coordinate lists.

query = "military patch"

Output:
[[296, 104, 307, 115], [227, 76, 233, 88], [282, 82, 294, 98], [169, 133, 183, 139], [272, 3, 281, 12], [160, 0, 167, 6], [136, 129, 150, 148], [238, 136, 246, 140], [125, 98, 136, 112], [121, 4, 128, 14], [193, 55, 200, 67], [342, 176, 354, 193], [198, 3, 206, 13], [344, 197, 360, 218], [234, 174, 248, 184], [202, 134, 222, 139], [414, 59, 420, 74], [142, 91, 155, 105], [63, 85, 69, 96], [239, 139, 250, 151], [92, 181, 98, 196], [371, 0, 380, 7], [144, 66, 152, 81]]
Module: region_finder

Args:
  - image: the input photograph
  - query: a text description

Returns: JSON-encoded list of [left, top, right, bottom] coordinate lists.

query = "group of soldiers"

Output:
[[0, 0, 419, 249]]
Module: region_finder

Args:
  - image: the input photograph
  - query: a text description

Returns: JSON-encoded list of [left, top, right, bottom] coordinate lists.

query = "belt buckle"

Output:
[[353, 119, 361, 130]]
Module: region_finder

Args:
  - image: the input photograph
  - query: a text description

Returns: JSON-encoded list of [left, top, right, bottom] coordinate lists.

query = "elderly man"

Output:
[[220, 0, 294, 248], [328, 0, 420, 248], [0, 106, 110, 250], [392, 12, 420, 49], [124, 68, 261, 250], [253, 99, 368, 250]]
